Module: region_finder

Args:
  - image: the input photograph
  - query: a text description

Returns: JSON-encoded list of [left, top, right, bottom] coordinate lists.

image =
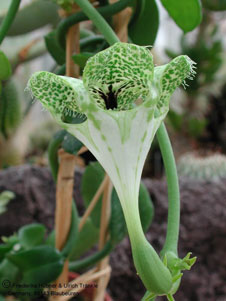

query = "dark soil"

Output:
[[0, 165, 226, 301]]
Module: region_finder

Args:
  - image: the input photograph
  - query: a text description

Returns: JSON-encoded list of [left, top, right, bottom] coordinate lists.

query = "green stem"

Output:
[[0, 0, 21, 44], [69, 240, 114, 272], [74, 0, 118, 45], [156, 123, 180, 256]]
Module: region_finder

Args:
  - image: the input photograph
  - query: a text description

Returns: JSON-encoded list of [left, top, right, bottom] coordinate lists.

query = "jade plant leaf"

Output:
[[7, 246, 64, 292], [129, 0, 159, 46], [0, 259, 19, 293], [160, 0, 202, 33], [18, 223, 46, 250]]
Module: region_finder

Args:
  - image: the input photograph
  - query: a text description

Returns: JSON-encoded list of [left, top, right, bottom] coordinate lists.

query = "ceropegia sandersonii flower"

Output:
[[28, 42, 196, 298]]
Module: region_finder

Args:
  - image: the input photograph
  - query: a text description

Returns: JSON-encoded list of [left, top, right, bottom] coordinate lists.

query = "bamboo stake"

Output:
[[93, 180, 113, 301], [55, 150, 77, 287], [55, 266, 111, 301], [66, 24, 80, 77]]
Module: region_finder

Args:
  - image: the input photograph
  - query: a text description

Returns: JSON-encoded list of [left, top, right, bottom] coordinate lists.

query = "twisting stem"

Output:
[[0, 0, 21, 45], [157, 123, 180, 256], [74, 0, 119, 45]]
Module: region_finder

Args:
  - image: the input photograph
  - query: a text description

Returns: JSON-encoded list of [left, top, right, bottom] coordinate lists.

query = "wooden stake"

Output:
[[93, 180, 113, 301], [55, 150, 77, 287], [66, 24, 80, 78], [55, 266, 111, 301]]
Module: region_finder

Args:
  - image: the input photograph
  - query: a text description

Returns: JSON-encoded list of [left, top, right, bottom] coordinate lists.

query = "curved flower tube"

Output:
[[28, 42, 196, 298]]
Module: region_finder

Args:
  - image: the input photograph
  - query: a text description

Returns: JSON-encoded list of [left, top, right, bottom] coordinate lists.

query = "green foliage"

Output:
[[0, 51, 12, 80], [0, 190, 14, 215], [167, 111, 183, 131], [167, 110, 207, 138], [45, 30, 65, 65], [62, 132, 83, 155], [18, 224, 46, 250], [7, 246, 63, 293], [188, 117, 207, 138], [129, 0, 159, 46], [0, 79, 21, 139], [0, 0, 60, 36], [202, 0, 226, 11], [0, 226, 64, 296], [160, 0, 202, 32], [69, 217, 99, 260], [72, 52, 93, 69]]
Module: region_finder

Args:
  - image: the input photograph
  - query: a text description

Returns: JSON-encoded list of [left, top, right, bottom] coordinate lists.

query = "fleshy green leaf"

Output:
[[0, 259, 19, 293], [72, 52, 93, 69], [160, 0, 202, 32], [18, 223, 46, 249], [7, 246, 64, 291], [129, 0, 159, 46], [0, 50, 12, 80], [109, 188, 127, 244], [69, 217, 99, 260], [139, 182, 154, 232], [81, 162, 104, 228], [62, 132, 83, 155], [45, 30, 65, 65]]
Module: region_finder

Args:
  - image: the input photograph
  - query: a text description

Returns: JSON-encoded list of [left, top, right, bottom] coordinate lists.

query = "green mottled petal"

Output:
[[27, 71, 88, 117], [154, 55, 196, 115], [83, 42, 154, 111]]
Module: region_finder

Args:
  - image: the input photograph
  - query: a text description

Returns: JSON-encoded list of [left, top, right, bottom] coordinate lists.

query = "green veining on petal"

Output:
[[141, 131, 147, 142]]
